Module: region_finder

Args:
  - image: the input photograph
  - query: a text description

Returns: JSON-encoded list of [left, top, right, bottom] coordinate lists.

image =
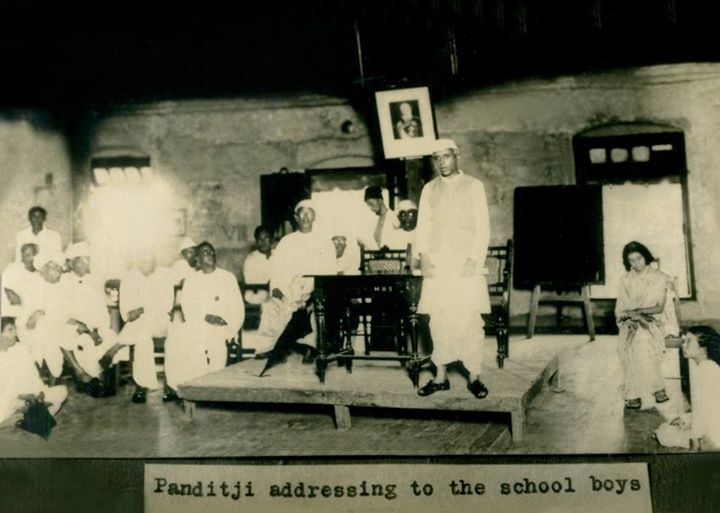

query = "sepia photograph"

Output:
[[376, 86, 436, 158], [1, 1, 720, 512]]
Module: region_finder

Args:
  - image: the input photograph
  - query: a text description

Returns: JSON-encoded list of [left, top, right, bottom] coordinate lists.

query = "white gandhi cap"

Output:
[[397, 199, 418, 212], [294, 199, 316, 213], [431, 138, 459, 154]]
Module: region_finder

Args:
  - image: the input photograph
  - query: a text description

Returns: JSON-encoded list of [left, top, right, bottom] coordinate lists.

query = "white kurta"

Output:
[[17, 277, 80, 378], [165, 267, 243, 389], [383, 228, 416, 252], [268, 230, 337, 348], [336, 242, 361, 275], [118, 268, 175, 389], [15, 226, 62, 263], [170, 258, 197, 310], [63, 272, 116, 378], [1, 262, 41, 318], [242, 250, 272, 304], [0, 343, 67, 424], [690, 359, 720, 448], [270, 231, 337, 300], [359, 209, 400, 250], [414, 171, 491, 375]]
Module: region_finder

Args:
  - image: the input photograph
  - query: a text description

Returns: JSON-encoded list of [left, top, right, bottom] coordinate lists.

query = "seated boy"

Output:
[[0, 317, 67, 425]]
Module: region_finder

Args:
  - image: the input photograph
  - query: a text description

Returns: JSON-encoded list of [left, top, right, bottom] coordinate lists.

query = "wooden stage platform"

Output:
[[178, 349, 562, 442]]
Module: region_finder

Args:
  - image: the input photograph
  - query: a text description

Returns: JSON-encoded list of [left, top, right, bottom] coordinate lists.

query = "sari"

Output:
[[615, 267, 669, 401]]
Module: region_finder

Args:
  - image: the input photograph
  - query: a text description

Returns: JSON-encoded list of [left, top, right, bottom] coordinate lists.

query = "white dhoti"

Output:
[[20, 319, 78, 378], [164, 320, 230, 390], [418, 253, 490, 378], [0, 343, 68, 424], [164, 321, 209, 391], [118, 313, 168, 389], [429, 309, 485, 376], [72, 328, 119, 379]]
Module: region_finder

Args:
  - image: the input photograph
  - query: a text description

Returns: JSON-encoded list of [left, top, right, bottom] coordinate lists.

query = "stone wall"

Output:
[[85, 63, 720, 322], [0, 113, 73, 272]]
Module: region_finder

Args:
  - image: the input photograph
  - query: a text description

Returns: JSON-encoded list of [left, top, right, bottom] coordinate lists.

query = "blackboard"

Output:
[[513, 185, 604, 289]]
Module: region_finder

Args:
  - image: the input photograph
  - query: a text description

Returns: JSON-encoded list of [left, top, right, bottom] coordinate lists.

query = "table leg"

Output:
[[510, 410, 525, 442], [333, 405, 351, 430], [314, 288, 328, 384], [407, 311, 421, 388], [183, 400, 196, 421]]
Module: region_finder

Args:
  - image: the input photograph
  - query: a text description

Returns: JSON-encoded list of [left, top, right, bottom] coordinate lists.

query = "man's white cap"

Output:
[[35, 251, 65, 269], [295, 199, 316, 213], [179, 236, 197, 251], [397, 199, 418, 212], [431, 138, 459, 154], [64, 241, 91, 260]]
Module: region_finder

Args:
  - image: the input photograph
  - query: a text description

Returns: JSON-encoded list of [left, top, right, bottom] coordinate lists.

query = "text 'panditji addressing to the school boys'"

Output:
[[144, 463, 653, 513]]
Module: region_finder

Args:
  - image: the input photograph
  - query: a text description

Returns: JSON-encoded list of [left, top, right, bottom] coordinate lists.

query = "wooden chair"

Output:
[[350, 245, 412, 354], [485, 239, 513, 368], [360, 245, 412, 275], [241, 282, 269, 331]]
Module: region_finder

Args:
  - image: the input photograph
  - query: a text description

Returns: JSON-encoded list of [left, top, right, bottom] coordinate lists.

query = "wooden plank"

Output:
[[333, 405, 351, 430], [178, 340, 563, 440], [527, 284, 541, 338]]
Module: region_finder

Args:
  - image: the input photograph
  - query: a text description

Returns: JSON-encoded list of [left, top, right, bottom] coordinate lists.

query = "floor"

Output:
[[0, 335, 689, 457]]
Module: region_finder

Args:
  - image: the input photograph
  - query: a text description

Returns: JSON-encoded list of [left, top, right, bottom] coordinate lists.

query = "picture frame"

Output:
[[375, 86, 436, 159]]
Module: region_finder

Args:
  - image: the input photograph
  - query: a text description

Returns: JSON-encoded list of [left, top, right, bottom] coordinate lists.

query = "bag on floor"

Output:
[[16, 395, 57, 440]]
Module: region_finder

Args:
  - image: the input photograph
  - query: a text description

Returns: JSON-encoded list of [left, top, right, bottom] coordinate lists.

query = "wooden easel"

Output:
[[527, 284, 595, 341]]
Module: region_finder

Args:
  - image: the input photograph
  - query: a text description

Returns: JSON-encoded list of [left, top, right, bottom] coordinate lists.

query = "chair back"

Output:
[[486, 239, 513, 302], [361, 244, 412, 275]]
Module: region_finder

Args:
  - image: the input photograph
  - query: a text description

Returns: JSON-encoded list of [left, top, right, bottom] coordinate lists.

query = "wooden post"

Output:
[[404, 158, 425, 205], [527, 284, 542, 338], [183, 400, 196, 421], [581, 285, 595, 341], [333, 405, 352, 430], [527, 284, 595, 341]]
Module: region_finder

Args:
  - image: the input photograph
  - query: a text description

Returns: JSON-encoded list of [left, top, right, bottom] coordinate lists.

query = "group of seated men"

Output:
[[1, 206, 244, 423], [0, 191, 420, 424]]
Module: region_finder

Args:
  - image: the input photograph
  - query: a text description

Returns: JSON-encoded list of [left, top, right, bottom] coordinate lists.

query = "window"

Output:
[[573, 123, 694, 299]]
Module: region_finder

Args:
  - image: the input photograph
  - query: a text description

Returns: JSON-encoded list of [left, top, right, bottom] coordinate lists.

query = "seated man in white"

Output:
[[360, 186, 400, 250], [164, 241, 243, 400], [2, 243, 41, 319], [16, 251, 76, 384], [61, 241, 120, 397], [384, 199, 418, 252], [332, 227, 361, 276], [117, 254, 174, 404], [15, 206, 62, 264], [243, 225, 273, 305], [255, 200, 337, 362], [0, 317, 67, 425]]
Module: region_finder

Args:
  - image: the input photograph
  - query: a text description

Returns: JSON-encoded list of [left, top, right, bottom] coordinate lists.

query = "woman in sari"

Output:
[[615, 241, 670, 410]]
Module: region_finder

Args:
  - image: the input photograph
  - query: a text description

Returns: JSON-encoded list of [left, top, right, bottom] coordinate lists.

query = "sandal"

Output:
[[654, 390, 670, 403], [624, 398, 641, 409]]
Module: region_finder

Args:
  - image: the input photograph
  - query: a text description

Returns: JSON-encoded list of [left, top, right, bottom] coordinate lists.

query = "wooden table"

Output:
[[309, 274, 429, 387]]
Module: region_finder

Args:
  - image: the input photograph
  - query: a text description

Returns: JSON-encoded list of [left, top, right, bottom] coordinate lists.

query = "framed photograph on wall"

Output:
[[375, 86, 436, 159]]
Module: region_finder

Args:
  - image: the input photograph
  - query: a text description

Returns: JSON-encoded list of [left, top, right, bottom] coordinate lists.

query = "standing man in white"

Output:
[[415, 139, 492, 399], [15, 206, 62, 264]]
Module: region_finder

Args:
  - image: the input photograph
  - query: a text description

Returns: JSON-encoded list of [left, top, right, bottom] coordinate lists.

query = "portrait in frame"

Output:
[[375, 86, 436, 159]]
